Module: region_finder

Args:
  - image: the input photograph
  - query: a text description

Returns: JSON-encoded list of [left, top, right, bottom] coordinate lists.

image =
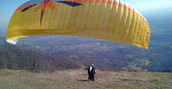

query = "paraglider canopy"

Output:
[[6, 0, 150, 49]]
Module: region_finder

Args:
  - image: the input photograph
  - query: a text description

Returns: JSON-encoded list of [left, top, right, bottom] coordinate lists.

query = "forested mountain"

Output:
[[0, 36, 82, 71]]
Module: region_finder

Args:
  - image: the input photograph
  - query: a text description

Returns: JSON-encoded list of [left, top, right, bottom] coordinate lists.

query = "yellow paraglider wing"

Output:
[[6, 0, 150, 49]]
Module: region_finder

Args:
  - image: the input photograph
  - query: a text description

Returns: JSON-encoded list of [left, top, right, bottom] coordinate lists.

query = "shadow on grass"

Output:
[[77, 79, 88, 82]]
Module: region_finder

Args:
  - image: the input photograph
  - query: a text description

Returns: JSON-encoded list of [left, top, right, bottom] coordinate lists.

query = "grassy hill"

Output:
[[0, 69, 171, 89]]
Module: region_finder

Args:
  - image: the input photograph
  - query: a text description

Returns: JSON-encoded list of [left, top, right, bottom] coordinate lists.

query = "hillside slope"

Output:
[[0, 42, 82, 71], [0, 69, 171, 89]]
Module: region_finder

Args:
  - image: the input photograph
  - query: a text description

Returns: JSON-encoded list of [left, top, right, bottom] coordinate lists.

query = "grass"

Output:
[[0, 69, 172, 89]]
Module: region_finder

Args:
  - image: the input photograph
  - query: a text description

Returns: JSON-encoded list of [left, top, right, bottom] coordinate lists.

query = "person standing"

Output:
[[88, 64, 96, 81]]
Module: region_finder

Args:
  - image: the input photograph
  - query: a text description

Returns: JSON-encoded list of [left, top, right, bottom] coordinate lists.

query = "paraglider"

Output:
[[6, 0, 150, 49]]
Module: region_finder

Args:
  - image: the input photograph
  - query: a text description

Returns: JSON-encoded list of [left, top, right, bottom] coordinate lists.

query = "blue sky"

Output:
[[0, 0, 172, 31]]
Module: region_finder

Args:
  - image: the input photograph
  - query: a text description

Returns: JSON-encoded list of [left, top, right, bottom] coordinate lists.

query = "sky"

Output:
[[0, 0, 172, 31]]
